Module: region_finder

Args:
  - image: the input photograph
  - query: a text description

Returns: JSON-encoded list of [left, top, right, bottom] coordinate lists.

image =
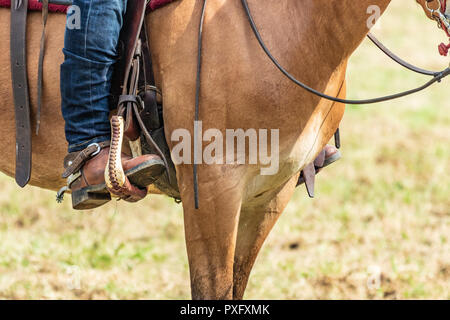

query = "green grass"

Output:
[[0, 1, 448, 299]]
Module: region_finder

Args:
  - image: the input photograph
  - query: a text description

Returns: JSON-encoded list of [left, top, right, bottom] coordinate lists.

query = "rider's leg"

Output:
[[60, 0, 164, 209], [61, 0, 126, 152]]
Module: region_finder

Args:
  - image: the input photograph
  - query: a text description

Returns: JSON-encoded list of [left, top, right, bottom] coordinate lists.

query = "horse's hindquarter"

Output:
[[0, 9, 67, 190], [148, 0, 346, 201]]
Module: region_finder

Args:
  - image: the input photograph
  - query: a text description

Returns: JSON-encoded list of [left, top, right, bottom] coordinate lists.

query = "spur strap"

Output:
[[62, 141, 110, 178], [10, 0, 32, 187]]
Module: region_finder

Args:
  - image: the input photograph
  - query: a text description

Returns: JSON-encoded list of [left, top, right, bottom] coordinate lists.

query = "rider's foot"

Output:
[[65, 145, 165, 210], [297, 144, 341, 186]]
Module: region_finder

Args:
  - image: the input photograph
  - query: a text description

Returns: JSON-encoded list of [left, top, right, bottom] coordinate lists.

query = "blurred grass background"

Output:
[[0, 1, 448, 299]]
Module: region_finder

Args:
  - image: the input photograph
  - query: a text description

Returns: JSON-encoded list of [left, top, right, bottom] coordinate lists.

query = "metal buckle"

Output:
[[145, 85, 162, 95], [426, 0, 449, 30], [88, 143, 101, 157]]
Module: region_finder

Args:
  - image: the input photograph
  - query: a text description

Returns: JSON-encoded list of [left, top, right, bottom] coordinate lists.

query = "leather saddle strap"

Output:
[[10, 0, 32, 187], [140, 19, 156, 86], [120, 0, 148, 95]]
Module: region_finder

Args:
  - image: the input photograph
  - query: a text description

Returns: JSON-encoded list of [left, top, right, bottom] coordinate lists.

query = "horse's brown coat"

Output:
[[0, 0, 439, 299]]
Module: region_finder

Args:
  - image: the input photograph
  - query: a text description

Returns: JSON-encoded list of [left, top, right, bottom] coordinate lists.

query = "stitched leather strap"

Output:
[[10, 0, 32, 187]]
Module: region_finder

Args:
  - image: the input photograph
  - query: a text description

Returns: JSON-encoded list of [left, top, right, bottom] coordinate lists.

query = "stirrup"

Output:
[[297, 129, 342, 197], [296, 149, 341, 198]]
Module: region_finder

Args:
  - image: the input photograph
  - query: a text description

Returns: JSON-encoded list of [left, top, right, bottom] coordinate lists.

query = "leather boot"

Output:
[[61, 142, 165, 210]]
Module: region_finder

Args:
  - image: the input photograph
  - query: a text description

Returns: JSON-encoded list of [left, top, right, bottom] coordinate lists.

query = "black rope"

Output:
[[194, 0, 208, 209], [241, 0, 450, 105]]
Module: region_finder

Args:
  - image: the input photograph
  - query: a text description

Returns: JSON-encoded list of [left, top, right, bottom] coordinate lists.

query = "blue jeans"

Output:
[[61, 0, 127, 152]]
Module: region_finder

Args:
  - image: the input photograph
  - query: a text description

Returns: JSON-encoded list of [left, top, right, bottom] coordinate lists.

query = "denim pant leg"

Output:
[[61, 0, 127, 152]]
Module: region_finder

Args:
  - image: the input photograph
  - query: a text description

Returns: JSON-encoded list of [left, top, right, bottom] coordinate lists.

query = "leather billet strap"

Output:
[[139, 25, 161, 130], [10, 0, 32, 188], [36, 0, 49, 134], [110, 0, 148, 101], [62, 141, 110, 178]]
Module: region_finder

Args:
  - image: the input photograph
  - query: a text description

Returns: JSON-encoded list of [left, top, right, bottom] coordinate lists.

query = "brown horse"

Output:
[[0, 0, 444, 299]]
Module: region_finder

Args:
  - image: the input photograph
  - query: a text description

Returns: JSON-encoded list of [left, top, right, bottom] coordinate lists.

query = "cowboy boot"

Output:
[[60, 142, 165, 210]]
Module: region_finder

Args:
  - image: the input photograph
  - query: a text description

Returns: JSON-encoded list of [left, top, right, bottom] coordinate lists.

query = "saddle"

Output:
[[8, 0, 180, 199]]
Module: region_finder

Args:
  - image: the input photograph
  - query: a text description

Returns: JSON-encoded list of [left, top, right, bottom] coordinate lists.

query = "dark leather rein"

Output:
[[366, 33, 438, 76], [240, 0, 450, 105]]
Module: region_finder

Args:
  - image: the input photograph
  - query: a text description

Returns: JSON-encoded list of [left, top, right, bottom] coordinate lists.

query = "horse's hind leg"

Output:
[[233, 175, 299, 300], [179, 166, 245, 300]]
